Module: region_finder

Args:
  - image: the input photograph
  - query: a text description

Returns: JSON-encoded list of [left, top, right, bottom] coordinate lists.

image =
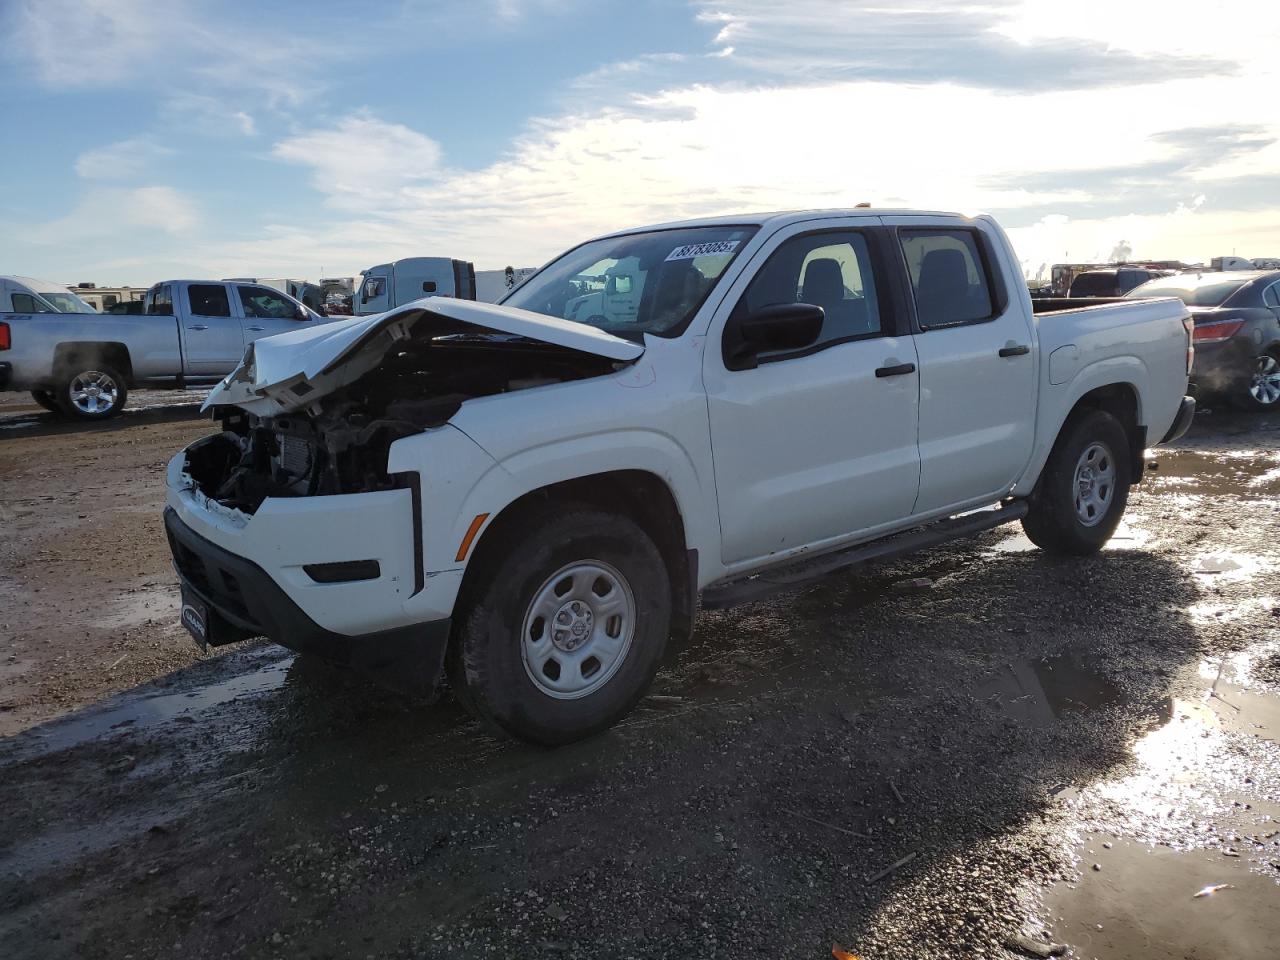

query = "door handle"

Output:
[[187, 324, 208, 331], [875, 362, 916, 378], [999, 344, 1030, 357], [245, 325, 265, 332]]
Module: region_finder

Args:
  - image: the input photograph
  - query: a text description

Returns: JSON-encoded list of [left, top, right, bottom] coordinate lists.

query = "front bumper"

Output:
[[165, 507, 450, 695], [1160, 395, 1196, 444]]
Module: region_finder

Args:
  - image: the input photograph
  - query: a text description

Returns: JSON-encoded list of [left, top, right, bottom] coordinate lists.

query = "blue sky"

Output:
[[2, 0, 1278, 285]]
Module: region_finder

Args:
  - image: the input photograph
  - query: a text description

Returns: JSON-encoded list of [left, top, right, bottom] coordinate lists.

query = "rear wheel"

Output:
[[30, 389, 60, 414], [1022, 409, 1131, 555], [55, 365, 128, 420], [1235, 353, 1280, 411], [450, 507, 671, 746]]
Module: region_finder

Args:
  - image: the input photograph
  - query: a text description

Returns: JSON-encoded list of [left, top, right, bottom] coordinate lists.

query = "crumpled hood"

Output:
[[202, 296, 645, 415]]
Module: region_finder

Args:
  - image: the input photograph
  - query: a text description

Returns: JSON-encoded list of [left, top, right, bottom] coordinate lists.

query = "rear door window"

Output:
[[900, 229, 995, 328], [238, 286, 296, 319], [187, 284, 231, 317]]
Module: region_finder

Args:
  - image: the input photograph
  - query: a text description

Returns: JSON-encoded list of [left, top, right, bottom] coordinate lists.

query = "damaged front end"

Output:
[[185, 299, 641, 513]]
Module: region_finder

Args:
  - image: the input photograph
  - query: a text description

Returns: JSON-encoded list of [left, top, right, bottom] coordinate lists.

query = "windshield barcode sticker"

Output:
[[665, 240, 739, 261]]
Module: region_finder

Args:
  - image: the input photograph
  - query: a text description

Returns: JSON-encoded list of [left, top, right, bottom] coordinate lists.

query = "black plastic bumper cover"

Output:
[[164, 506, 449, 696], [1160, 395, 1196, 445], [0, 362, 11, 391]]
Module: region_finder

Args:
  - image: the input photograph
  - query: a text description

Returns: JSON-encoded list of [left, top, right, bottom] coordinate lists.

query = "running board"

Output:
[[700, 500, 1029, 610]]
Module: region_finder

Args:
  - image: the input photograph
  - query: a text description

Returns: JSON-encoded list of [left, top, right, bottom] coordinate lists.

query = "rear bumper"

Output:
[[1160, 395, 1196, 445], [0, 362, 11, 391], [164, 506, 450, 695], [1191, 339, 1254, 394]]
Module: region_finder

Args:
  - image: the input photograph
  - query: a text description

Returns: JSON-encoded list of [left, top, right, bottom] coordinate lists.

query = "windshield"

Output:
[[40, 290, 97, 313], [1125, 277, 1249, 307], [502, 225, 758, 337]]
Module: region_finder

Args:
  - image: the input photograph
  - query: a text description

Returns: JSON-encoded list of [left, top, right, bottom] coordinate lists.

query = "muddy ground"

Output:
[[1, 393, 1279, 959]]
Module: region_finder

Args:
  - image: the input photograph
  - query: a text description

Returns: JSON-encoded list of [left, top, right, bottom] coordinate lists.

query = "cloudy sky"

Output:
[[2, 0, 1278, 286]]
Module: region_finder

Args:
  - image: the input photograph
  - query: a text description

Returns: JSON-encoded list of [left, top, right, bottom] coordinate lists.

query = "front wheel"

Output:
[[55, 365, 128, 420], [450, 507, 671, 746], [1235, 353, 1280, 411], [1021, 409, 1132, 555]]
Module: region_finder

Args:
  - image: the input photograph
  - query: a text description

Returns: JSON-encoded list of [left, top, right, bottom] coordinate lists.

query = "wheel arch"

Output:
[[1019, 378, 1146, 496], [457, 469, 698, 652], [52, 341, 135, 384]]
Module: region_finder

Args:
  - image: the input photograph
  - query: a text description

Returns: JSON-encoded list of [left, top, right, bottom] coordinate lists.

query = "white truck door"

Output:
[[704, 220, 922, 567], [884, 218, 1037, 515], [180, 283, 245, 375], [235, 284, 313, 341], [356, 266, 392, 315]]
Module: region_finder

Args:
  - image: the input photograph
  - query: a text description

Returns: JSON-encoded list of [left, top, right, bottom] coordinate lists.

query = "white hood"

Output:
[[203, 296, 644, 416]]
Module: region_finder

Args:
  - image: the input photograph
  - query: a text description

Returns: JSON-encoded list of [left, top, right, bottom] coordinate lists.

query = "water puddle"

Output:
[[3, 646, 294, 759], [973, 653, 1122, 727], [1041, 647, 1280, 959], [1187, 551, 1264, 581], [1150, 449, 1280, 497], [990, 521, 1149, 555]]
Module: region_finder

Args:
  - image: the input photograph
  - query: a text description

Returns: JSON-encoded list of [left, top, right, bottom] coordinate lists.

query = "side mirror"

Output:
[[295, 305, 309, 321], [723, 303, 824, 370]]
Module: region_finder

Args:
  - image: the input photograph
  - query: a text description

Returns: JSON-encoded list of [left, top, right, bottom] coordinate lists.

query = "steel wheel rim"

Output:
[[70, 370, 119, 415], [1073, 441, 1115, 527], [520, 559, 636, 700], [1249, 355, 1280, 406]]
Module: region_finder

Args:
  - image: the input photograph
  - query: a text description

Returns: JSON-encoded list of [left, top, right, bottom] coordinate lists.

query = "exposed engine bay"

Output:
[[184, 334, 621, 513]]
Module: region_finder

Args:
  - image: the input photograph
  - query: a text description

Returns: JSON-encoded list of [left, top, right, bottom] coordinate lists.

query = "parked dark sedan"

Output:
[[1126, 271, 1280, 410]]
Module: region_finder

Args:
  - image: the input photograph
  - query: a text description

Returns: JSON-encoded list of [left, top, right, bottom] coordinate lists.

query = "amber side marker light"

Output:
[[456, 513, 490, 562]]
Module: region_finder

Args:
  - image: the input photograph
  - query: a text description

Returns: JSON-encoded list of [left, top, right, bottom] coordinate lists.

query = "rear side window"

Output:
[[1265, 283, 1280, 308], [11, 293, 53, 313], [146, 284, 174, 316], [900, 229, 995, 328], [188, 284, 231, 317], [734, 231, 882, 360]]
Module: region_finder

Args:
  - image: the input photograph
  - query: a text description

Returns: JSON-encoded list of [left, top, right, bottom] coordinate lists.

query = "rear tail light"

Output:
[[0, 321, 9, 351], [1193, 319, 1245, 344]]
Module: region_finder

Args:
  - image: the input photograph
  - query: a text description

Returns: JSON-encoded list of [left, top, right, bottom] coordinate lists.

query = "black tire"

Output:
[[54, 364, 128, 421], [1021, 409, 1131, 555], [450, 507, 671, 746], [30, 389, 61, 414], [1231, 353, 1280, 412]]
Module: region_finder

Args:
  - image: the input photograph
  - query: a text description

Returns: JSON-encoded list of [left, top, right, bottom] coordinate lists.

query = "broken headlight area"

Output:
[[190, 336, 618, 514]]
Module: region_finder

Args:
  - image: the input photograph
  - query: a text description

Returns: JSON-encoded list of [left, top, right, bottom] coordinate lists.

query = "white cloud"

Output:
[[24, 186, 199, 246], [5, 0, 322, 114], [271, 116, 445, 210], [75, 138, 173, 180], [4, 0, 163, 88], [161, 94, 258, 138], [255, 67, 1280, 272]]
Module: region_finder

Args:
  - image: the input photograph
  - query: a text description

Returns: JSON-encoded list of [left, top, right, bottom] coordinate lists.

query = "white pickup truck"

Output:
[[164, 209, 1195, 745]]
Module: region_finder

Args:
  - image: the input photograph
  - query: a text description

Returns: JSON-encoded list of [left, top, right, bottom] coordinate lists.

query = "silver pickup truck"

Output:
[[0, 278, 332, 419]]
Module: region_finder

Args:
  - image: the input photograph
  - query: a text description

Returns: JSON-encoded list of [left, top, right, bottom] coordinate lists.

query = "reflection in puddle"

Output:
[[1151, 449, 1280, 497], [7, 646, 294, 757], [1043, 646, 1280, 959], [1187, 551, 1265, 581], [991, 521, 1148, 555], [973, 653, 1122, 727]]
